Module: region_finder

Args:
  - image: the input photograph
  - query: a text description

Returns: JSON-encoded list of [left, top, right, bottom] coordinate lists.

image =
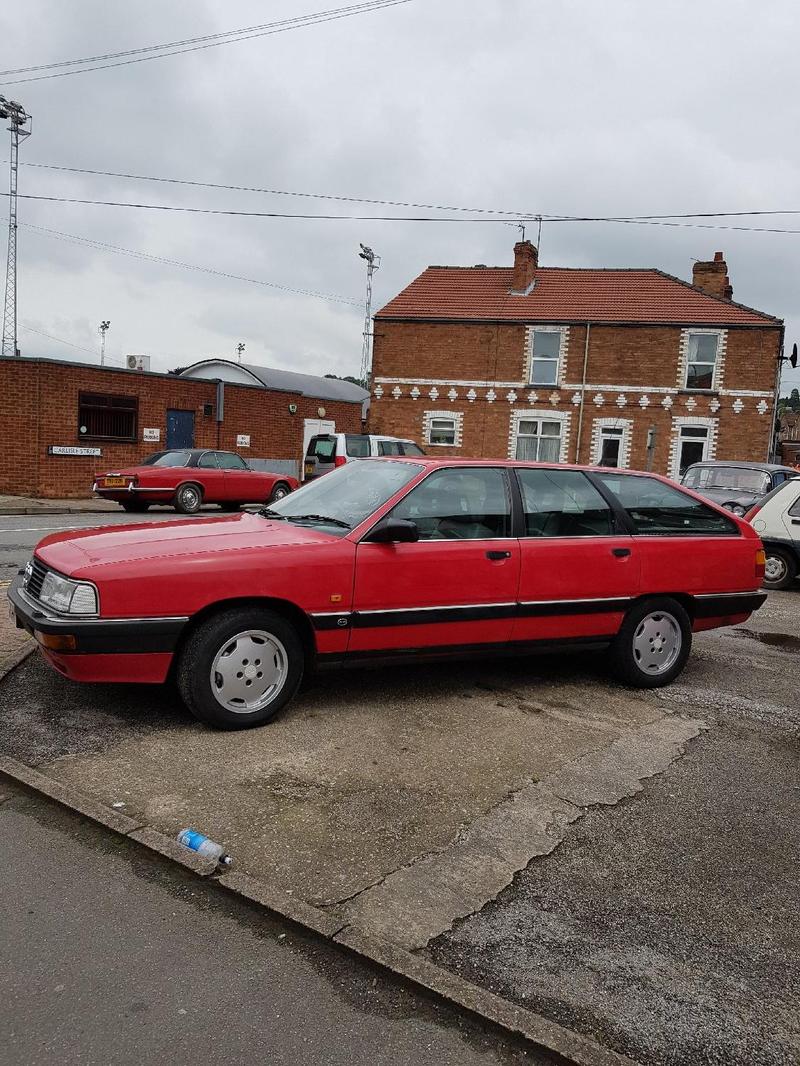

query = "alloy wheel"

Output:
[[632, 611, 682, 676], [210, 629, 289, 713]]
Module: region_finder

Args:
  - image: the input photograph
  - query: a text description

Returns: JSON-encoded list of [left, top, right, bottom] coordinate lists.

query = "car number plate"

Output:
[[104, 477, 127, 487], [304, 463, 314, 476]]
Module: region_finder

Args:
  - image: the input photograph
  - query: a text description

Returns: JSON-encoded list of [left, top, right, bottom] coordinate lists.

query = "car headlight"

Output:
[[39, 572, 99, 615]]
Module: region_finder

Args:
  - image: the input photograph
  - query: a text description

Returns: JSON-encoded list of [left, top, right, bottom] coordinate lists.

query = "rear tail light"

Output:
[[755, 547, 766, 582], [744, 503, 762, 522], [334, 455, 347, 468]]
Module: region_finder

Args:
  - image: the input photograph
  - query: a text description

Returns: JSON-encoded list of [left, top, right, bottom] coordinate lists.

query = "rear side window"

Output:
[[345, 435, 370, 458], [400, 442, 425, 456], [378, 440, 403, 456], [596, 473, 738, 535], [306, 436, 336, 460], [516, 468, 614, 537]]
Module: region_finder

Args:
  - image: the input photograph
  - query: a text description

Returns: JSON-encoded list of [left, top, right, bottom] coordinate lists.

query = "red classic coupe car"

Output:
[[93, 449, 298, 513], [11, 458, 766, 730]]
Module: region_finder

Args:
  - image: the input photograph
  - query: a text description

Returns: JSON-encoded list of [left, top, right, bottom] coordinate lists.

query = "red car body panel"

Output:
[[11, 458, 767, 691], [93, 456, 298, 507]]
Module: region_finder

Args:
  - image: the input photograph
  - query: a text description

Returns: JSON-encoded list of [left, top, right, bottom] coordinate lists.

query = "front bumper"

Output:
[[8, 576, 188, 655]]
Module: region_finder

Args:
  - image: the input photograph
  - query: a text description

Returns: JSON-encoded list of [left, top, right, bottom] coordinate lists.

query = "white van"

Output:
[[303, 433, 425, 481], [746, 476, 800, 589]]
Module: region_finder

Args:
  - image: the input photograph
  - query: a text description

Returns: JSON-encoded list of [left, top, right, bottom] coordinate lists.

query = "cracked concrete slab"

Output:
[[340, 717, 703, 949]]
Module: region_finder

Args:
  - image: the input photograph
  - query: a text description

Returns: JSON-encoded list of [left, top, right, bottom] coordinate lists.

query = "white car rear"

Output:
[[746, 476, 800, 589], [303, 433, 425, 480]]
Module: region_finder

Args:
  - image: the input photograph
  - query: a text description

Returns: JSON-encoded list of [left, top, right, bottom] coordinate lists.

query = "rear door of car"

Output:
[[510, 467, 640, 645], [304, 435, 337, 480], [350, 466, 520, 652]]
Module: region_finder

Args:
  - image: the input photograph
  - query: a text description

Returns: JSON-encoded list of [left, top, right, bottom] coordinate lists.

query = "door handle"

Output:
[[612, 547, 631, 558], [486, 550, 512, 560]]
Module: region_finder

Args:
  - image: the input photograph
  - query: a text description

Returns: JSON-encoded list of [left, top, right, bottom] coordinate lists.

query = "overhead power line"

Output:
[[21, 223, 361, 305], [20, 322, 100, 356], [0, 1, 413, 85], [7, 191, 800, 233]]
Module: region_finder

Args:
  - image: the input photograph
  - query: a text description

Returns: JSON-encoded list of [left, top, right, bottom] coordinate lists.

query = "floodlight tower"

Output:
[[358, 243, 380, 389], [99, 321, 111, 365], [0, 96, 32, 359], [236, 342, 245, 363]]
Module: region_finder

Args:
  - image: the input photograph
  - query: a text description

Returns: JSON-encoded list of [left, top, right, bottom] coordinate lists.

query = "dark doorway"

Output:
[[166, 409, 195, 449]]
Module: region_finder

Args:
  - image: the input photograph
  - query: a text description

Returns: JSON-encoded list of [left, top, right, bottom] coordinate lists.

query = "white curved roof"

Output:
[[180, 359, 369, 405]]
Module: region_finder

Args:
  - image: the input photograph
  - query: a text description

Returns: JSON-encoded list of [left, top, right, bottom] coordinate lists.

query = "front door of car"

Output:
[[350, 467, 520, 652], [511, 467, 640, 644], [196, 451, 226, 501], [215, 451, 253, 500]]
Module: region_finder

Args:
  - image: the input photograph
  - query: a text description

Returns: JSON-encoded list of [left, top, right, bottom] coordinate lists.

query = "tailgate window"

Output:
[[306, 436, 336, 460]]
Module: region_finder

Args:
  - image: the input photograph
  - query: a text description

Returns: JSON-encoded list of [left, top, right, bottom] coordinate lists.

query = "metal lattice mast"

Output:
[[1, 97, 32, 359], [358, 243, 380, 388]]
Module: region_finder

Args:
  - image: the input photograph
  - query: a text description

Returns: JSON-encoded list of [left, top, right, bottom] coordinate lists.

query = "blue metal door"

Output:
[[166, 409, 195, 449]]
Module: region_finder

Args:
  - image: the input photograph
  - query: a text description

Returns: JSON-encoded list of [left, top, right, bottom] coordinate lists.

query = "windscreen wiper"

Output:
[[257, 507, 288, 520], [286, 514, 352, 529]]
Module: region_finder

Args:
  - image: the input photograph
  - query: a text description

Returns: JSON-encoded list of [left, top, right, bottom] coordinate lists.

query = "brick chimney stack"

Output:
[[692, 251, 733, 300], [511, 240, 538, 293]]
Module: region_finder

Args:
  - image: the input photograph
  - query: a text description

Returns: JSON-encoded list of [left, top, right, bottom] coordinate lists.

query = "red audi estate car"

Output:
[[11, 458, 766, 730], [93, 449, 298, 513]]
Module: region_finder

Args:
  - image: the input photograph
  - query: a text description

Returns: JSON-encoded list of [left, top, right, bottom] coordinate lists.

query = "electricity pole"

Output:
[[0, 96, 32, 359], [99, 320, 111, 365], [358, 243, 380, 389]]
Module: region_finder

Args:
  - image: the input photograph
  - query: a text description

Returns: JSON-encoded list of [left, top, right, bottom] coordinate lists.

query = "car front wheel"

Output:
[[608, 597, 691, 688], [762, 548, 797, 591], [268, 482, 291, 503], [176, 607, 304, 729], [174, 483, 202, 514]]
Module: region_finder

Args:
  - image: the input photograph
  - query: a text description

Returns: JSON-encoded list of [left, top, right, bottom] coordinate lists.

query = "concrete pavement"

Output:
[[0, 783, 539, 1066]]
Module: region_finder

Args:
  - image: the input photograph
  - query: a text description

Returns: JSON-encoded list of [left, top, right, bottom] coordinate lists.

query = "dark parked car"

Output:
[[680, 461, 798, 517]]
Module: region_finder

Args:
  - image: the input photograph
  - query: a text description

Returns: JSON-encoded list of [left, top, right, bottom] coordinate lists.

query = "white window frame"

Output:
[[525, 326, 568, 388], [508, 409, 571, 463], [422, 409, 463, 447], [668, 416, 718, 480], [678, 329, 726, 392], [590, 417, 633, 469]]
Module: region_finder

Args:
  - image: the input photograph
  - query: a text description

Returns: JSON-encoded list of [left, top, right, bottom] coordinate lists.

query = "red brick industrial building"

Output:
[[0, 357, 364, 499], [369, 243, 782, 478]]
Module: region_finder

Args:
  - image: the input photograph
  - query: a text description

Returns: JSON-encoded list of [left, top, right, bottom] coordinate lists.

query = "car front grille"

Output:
[[25, 557, 49, 601]]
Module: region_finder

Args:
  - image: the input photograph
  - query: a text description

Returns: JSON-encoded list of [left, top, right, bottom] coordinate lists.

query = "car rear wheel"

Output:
[[121, 501, 150, 513], [268, 482, 291, 503], [174, 483, 202, 514], [762, 548, 797, 590], [608, 597, 691, 688], [176, 607, 304, 729]]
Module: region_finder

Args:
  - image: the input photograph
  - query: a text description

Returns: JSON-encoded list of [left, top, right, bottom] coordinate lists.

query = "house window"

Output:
[[423, 410, 463, 447], [677, 425, 709, 475], [515, 417, 563, 463], [529, 329, 563, 386], [78, 392, 137, 441], [685, 332, 719, 390]]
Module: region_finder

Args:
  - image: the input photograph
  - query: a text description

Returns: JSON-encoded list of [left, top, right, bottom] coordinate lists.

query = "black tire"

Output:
[[762, 547, 797, 591], [176, 607, 304, 729], [121, 500, 150, 513], [608, 596, 692, 689], [268, 482, 291, 503], [219, 502, 240, 512], [174, 483, 202, 514]]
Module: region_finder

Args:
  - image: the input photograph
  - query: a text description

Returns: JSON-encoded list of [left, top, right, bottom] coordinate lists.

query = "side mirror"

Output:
[[366, 518, 419, 544]]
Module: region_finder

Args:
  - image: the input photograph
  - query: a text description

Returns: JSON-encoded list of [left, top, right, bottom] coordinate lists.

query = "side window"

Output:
[[391, 468, 511, 540], [197, 452, 218, 469], [378, 440, 403, 456], [516, 468, 614, 537], [216, 452, 248, 470], [596, 473, 738, 535], [307, 436, 336, 460], [787, 485, 800, 516], [400, 442, 426, 456], [345, 435, 371, 458]]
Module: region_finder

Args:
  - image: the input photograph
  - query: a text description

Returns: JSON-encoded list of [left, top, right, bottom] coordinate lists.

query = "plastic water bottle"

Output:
[[177, 828, 232, 867]]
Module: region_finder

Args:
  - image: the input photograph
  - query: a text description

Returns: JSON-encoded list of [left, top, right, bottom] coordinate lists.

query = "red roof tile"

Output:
[[376, 266, 781, 326]]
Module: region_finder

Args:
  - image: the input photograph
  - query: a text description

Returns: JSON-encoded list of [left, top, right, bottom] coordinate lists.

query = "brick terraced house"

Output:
[[369, 242, 783, 478]]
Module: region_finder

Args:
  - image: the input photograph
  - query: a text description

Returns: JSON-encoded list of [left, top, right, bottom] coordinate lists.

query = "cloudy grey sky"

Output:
[[2, 0, 799, 389]]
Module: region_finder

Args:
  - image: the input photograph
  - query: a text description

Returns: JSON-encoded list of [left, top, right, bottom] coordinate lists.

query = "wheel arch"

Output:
[[172, 596, 317, 674], [629, 592, 696, 621]]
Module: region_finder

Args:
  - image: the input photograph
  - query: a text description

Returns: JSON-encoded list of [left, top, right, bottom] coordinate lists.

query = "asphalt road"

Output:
[[0, 783, 543, 1066], [0, 510, 229, 584]]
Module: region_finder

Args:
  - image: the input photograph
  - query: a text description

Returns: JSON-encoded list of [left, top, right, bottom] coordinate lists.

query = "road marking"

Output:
[[0, 525, 85, 533]]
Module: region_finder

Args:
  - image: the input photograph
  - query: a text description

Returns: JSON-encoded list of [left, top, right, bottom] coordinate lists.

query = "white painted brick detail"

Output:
[[508, 409, 572, 463], [423, 409, 464, 447]]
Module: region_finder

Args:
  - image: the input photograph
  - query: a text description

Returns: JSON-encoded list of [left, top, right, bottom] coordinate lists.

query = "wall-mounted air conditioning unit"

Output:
[[126, 354, 151, 371]]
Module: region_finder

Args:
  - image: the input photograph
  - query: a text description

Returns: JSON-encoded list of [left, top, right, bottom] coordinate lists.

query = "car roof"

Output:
[[685, 460, 795, 472], [364, 456, 665, 477], [162, 448, 235, 456]]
